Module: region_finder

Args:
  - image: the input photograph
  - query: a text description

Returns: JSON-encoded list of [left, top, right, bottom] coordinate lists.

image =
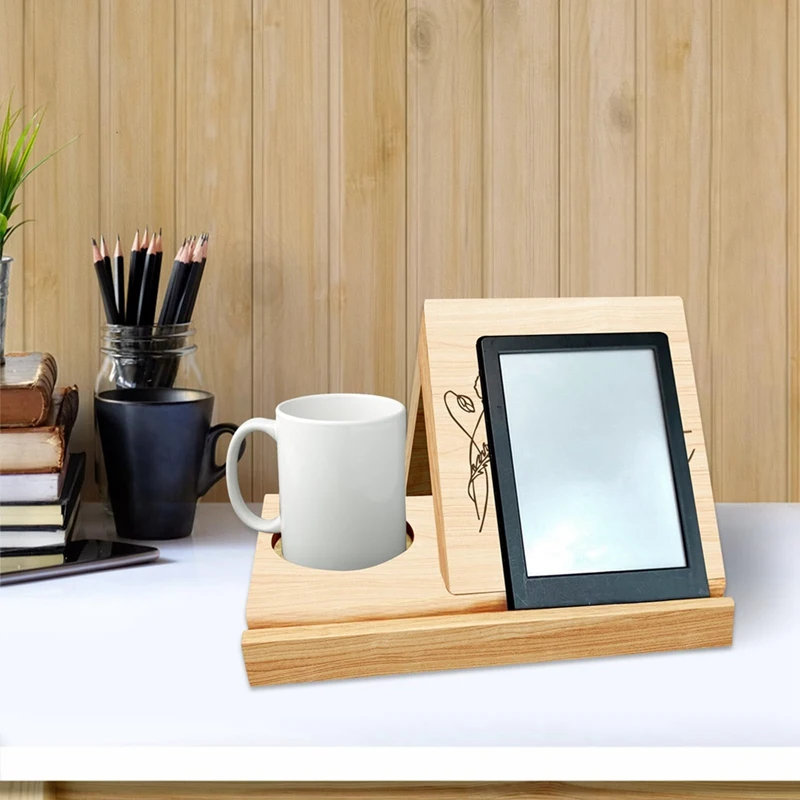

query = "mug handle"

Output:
[[225, 418, 281, 533], [198, 423, 246, 498]]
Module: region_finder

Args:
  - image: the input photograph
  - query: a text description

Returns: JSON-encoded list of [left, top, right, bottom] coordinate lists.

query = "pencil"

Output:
[[153, 228, 164, 315], [99, 235, 111, 274], [136, 234, 158, 326], [175, 235, 207, 324], [125, 229, 143, 325], [92, 238, 119, 324], [185, 234, 208, 321], [158, 241, 188, 326], [113, 235, 125, 320], [99, 235, 116, 314], [169, 237, 195, 323], [172, 242, 198, 324]]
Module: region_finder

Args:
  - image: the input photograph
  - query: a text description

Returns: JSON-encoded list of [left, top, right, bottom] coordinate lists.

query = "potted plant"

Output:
[[0, 97, 73, 365]]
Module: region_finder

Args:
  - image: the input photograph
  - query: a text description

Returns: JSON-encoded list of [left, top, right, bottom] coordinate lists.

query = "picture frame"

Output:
[[477, 332, 710, 610]]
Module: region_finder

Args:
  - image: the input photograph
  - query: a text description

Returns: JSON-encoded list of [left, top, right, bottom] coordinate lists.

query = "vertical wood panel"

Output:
[[5, 0, 797, 503], [407, 0, 483, 391], [788, 0, 799, 500], [100, 0, 176, 290], [713, 0, 787, 501], [560, 0, 636, 297], [330, 0, 406, 400], [176, 0, 253, 501], [0, 0, 25, 353], [25, 0, 100, 460], [253, 0, 329, 494], [484, 0, 559, 298], [641, 0, 713, 453]]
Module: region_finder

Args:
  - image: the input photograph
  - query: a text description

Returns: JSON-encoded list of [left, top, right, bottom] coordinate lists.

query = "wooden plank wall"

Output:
[[0, 0, 797, 502]]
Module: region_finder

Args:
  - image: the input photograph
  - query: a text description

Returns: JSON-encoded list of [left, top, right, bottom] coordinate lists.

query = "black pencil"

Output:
[[158, 241, 189, 326], [182, 234, 208, 322], [169, 236, 195, 324], [136, 234, 159, 327], [92, 239, 120, 324], [113, 235, 125, 320], [174, 236, 204, 324], [140, 226, 150, 260], [125, 229, 142, 325], [151, 229, 164, 321]]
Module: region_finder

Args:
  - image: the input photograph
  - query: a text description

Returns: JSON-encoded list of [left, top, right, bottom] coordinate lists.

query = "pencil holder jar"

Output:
[[95, 322, 202, 393], [94, 322, 204, 505]]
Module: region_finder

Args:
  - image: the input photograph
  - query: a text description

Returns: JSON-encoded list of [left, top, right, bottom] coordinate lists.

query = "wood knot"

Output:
[[411, 14, 434, 58], [608, 90, 634, 133]]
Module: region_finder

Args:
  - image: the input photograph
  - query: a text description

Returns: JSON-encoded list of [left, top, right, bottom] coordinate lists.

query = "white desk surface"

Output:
[[0, 502, 798, 748]]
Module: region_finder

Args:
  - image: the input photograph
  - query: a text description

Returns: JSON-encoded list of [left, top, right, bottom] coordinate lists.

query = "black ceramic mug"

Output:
[[95, 388, 245, 540]]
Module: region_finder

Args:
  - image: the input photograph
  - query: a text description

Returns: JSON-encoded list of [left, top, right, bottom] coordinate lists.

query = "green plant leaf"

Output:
[[18, 134, 78, 186], [0, 98, 73, 250], [7, 113, 43, 185], [5, 219, 29, 240], [4, 110, 39, 187], [0, 100, 22, 180]]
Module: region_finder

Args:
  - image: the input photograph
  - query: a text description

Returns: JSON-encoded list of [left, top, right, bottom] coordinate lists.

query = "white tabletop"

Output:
[[0, 502, 798, 749]]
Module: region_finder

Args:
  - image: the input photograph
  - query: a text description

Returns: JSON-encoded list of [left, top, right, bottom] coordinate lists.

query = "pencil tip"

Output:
[[91, 237, 97, 246]]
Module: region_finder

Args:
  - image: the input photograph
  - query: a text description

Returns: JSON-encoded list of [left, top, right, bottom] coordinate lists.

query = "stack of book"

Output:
[[0, 352, 84, 570]]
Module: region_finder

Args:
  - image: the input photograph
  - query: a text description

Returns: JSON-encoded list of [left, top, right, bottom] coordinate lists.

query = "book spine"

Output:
[[0, 352, 58, 427]]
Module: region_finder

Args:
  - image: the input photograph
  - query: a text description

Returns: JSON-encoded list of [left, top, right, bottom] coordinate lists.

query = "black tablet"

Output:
[[477, 332, 709, 610]]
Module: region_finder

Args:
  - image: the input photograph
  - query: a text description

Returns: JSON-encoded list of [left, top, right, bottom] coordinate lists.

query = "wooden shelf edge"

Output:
[[242, 596, 734, 687]]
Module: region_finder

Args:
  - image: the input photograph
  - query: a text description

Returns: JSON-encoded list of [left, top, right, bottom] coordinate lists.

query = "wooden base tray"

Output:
[[241, 495, 734, 687]]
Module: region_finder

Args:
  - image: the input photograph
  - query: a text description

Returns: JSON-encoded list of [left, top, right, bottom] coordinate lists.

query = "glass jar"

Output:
[[95, 323, 204, 504]]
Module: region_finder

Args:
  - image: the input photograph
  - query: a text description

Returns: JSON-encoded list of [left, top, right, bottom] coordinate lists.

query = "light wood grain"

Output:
[[24, 0, 99, 472], [484, 0, 559, 299], [246, 495, 505, 630], [789, 0, 800, 501], [417, 297, 725, 597], [0, 0, 25, 353], [6, 0, 800, 504], [243, 592, 732, 686], [560, 0, 636, 297], [47, 783, 800, 800], [252, 0, 330, 495], [175, 0, 253, 501], [406, 0, 484, 388], [713, 0, 788, 501], [0, 784, 53, 800], [330, 0, 406, 401], [640, 0, 713, 441], [406, 356, 432, 495], [100, 0, 176, 305]]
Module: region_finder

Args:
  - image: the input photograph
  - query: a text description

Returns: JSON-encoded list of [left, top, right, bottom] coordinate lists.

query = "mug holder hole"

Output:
[[270, 522, 414, 566]]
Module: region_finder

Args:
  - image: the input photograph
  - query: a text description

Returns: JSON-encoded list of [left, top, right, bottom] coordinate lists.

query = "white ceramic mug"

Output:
[[225, 393, 407, 571]]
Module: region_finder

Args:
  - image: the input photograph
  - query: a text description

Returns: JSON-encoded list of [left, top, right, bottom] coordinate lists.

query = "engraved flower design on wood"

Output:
[[444, 375, 490, 532]]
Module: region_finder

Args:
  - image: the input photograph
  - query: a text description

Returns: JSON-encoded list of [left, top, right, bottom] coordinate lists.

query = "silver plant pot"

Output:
[[0, 256, 12, 366]]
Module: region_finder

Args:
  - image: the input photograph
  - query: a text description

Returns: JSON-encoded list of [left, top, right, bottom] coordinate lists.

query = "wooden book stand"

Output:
[[242, 297, 734, 687]]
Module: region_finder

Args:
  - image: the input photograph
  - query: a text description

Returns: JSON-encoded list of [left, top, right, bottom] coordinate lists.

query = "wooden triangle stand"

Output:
[[242, 298, 734, 687]]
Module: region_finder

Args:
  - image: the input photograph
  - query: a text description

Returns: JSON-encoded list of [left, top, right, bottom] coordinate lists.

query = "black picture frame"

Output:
[[477, 332, 710, 611]]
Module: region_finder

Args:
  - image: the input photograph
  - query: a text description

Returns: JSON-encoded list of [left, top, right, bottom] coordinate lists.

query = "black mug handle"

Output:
[[198, 422, 246, 498]]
